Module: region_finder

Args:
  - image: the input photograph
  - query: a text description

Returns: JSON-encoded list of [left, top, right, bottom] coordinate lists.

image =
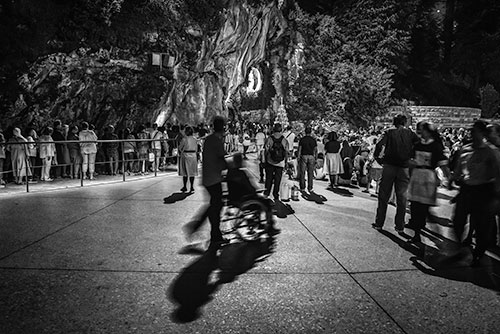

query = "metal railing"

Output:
[[0, 137, 188, 193]]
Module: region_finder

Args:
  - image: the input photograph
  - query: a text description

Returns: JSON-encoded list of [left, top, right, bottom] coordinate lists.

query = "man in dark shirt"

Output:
[[298, 127, 317, 192], [186, 116, 227, 249], [452, 121, 500, 266], [373, 114, 419, 234], [52, 119, 67, 178]]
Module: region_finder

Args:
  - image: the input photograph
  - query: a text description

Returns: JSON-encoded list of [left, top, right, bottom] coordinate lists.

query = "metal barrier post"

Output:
[[121, 141, 125, 182], [154, 146, 158, 177], [81, 154, 84, 187], [24, 142, 29, 193]]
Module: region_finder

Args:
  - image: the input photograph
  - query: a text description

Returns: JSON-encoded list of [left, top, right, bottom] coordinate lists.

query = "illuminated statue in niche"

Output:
[[246, 67, 263, 95]]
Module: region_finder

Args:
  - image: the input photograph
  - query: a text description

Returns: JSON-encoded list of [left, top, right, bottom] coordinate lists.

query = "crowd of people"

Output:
[[0, 120, 211, 187], [2, 115, 500, 264], [182, 115, 500, 262]]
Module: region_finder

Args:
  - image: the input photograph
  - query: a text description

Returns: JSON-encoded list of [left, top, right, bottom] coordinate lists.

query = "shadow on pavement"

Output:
[[428, 214, 454, 227], [379, 229, 500, 292], [272, 200, 295, 218], [301, 191, 327, 204], [178, 243, 206, 255], [163, 192, 193, 204], [327, 186, 353, 197], [169, 237, 276, 323]]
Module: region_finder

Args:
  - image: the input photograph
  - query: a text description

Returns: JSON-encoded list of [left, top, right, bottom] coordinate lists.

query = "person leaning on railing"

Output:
[[26, 128, 38, 181], [67, 125, 82, 179], [122, 128, 136, 175], [150, 124, 164, 172], [79, 121, 98, 180], [39, 127, 56, 182], [136, 125, 150, 175], [102, 125, 119, 176], [6, 127, 31, 185]]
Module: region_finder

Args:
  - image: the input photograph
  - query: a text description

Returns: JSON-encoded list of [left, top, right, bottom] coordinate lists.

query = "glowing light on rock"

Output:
[[246, 67, 262, 95]]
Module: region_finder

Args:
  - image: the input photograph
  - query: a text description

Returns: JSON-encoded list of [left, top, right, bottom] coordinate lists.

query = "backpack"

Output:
[[268, 136, 286, 163]]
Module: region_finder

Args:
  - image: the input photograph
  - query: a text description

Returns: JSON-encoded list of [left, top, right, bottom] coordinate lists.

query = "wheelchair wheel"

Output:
[[234, 199, 268, 241]]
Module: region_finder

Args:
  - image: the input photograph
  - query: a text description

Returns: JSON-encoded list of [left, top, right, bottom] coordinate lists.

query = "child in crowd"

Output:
[[314, 152, 326, 180], [353, 148, 369, 187]]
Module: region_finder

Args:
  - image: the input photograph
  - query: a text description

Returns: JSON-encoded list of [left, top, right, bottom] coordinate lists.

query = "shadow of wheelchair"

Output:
[[163, 192, 193, 204], [168, 237, 276, 323]]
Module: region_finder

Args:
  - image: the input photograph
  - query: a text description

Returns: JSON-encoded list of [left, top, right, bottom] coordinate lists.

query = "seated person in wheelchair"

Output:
[[226, 153, 279, 234]]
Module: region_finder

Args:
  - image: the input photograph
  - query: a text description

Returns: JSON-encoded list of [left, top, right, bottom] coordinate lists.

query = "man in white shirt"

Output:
[[283, 126, 296, 156], [255, 128, 266, 158]]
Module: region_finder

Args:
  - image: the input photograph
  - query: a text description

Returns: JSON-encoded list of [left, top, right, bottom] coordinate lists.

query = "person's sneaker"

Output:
[[362, 189, 369, 193], [180, 187, 187, 192], [371, 223, 382, 231], [45, 178, 54, 182], [190, 187, 195, 193]]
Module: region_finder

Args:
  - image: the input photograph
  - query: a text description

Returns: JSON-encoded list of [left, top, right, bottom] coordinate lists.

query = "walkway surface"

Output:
[[1, 156, 499, 334]]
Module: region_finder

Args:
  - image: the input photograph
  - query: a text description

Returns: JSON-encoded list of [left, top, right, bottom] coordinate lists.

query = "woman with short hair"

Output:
[[6, 127, 31, 184], [178, 126, 198, 192]]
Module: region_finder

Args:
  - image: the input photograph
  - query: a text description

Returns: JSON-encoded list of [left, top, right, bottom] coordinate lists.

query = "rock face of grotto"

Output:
[[1, 0, 294, 132]]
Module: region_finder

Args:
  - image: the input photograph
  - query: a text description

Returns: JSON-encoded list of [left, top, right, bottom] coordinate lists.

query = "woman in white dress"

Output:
[[7, 127, 31, 184], [324, 131, 344, 188], [178, 126, 198, 192]]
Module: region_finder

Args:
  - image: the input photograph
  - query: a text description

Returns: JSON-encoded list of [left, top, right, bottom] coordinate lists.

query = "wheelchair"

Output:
[[220, 182, 272, 242]]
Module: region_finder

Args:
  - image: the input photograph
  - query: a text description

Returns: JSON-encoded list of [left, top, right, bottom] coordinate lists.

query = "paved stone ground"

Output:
[[0, 154, 499, 333]]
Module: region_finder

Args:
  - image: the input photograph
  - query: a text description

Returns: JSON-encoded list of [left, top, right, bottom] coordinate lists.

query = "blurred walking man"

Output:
[[451, 121, 500, 266], [185, 116, 227, 249]]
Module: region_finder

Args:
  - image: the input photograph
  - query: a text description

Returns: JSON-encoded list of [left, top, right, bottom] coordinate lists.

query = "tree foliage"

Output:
[[289, 1, 414, 126], [0, 0, 228, 126], [480, 83, 500, 118]]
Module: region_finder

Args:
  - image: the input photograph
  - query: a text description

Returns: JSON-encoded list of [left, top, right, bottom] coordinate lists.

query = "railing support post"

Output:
[[81, 154, 85, 187], [121, 141, 126, 182], [25, 142, 29, 193]]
